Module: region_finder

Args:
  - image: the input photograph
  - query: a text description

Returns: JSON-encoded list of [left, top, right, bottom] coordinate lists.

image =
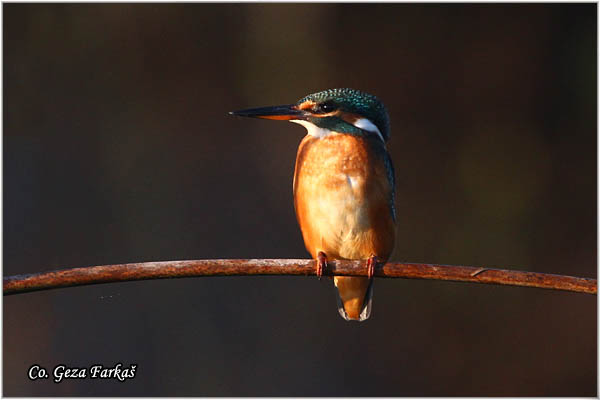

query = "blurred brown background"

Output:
[[3, 3, 596, 396]]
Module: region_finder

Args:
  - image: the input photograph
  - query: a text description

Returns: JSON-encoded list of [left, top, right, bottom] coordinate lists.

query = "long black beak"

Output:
[[229, 104, 306, 121]]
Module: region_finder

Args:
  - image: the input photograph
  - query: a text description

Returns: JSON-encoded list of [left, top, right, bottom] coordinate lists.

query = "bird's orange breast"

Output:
[[293, 133, 395, 262]]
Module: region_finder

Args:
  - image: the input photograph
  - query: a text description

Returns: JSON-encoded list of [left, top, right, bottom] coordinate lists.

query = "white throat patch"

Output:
[[291, 117, 385, 143], [291, 120, 334, 138], [352, 118, 385, 143]]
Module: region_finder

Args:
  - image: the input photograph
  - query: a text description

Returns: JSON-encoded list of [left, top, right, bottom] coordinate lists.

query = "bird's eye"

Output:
[[314, 102, 335, 113]]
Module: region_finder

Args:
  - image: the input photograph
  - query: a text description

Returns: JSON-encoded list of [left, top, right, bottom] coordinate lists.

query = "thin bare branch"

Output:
[[3, 259, 596, 296]]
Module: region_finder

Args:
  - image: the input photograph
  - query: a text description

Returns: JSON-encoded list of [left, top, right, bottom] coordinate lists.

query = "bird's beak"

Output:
[[229, 104, 306, 121]]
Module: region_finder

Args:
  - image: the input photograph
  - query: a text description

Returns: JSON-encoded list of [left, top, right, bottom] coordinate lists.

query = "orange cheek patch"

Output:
[[339, 112, 361, 124], [298, 101, 316, 110], [298, 101, 340, 117], [311, 110, 340, 118]]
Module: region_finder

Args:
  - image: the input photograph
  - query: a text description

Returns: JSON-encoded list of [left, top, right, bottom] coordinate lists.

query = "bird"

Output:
[[230, 88, 396, 321]]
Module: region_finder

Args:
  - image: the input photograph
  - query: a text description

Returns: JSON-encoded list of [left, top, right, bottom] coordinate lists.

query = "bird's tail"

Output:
[[333, 276, 373, 321]]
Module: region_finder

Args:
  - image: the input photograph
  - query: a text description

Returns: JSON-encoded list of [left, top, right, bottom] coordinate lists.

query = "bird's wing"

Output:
[[383, 150, 396, 223]]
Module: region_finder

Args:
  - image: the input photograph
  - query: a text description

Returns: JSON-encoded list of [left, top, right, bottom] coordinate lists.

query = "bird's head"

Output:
[[230, 88, 390, 143]]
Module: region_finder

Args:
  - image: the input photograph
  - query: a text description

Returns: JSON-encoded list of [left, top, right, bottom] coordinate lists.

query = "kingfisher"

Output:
[[230, 88, 396, 321]]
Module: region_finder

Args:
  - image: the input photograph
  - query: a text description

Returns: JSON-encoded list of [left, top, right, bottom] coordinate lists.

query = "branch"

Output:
[[3, 259, 596, 296]]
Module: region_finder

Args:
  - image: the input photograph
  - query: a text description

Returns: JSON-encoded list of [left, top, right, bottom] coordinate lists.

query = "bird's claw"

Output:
[[367, 255, 378, 279], [317, 251, 328, 280]]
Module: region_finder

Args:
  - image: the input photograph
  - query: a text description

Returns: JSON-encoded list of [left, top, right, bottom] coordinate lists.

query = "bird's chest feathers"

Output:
[[296, 133, 369, 207], [293, 133, 382, 257]]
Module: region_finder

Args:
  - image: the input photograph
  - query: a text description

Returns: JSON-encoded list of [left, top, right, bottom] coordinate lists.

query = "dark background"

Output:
[[3, 3, 596, 396]]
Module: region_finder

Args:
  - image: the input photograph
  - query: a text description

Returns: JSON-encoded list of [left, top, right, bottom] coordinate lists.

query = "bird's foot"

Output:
[[367, 255, 378, 279], [317, 251, 328, 280]]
